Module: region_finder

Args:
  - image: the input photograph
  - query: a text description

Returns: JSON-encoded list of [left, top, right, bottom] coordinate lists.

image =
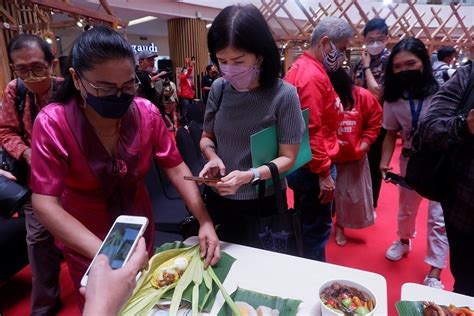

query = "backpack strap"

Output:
[[442, 69, 450, 83], [14, 78, 28, 119], [458, 61, 474, 115]]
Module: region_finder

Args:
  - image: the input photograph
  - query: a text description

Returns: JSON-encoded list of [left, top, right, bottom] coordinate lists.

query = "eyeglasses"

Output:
[[13, 64, 49, 79], [77, 71, 141, 97]]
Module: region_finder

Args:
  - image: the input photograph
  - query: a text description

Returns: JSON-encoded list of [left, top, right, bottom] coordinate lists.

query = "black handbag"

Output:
[[256, 162, 303, 256], [0, 175, 31, 218], [405, 61, 474, 202]]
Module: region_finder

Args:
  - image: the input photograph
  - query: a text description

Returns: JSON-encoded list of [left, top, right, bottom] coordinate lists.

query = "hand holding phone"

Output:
[[80, 215, 149, 287], [81, 238, 148, 316]]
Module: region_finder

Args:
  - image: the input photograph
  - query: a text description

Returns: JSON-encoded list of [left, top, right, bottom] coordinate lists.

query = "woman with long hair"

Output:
[[380, 37, 448, 288], [199, 4, 304, 249], [29, 26, 220, 307], [328, 68, 382, 246]]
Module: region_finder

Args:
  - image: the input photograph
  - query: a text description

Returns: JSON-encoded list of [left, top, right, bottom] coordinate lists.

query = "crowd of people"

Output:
[[1, 3, 473, 315]]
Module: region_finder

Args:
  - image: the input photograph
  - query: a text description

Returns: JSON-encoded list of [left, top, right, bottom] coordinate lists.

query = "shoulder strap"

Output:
[[442, 70, 450, 82], [14, 78, 28, 118], [215, 79, 225, 111], [458, 61, 474, 115]]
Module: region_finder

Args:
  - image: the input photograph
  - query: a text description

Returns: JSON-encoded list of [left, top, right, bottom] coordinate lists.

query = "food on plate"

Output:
[[423, 301, 474, 316], [320, 282, 375, 315], [235, 301, 280, 316]]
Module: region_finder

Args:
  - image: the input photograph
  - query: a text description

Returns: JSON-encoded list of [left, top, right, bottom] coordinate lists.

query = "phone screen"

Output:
[[95, 222, 143, 270]]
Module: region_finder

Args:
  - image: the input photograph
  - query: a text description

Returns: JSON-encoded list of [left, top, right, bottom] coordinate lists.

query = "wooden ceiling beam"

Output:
[[27, 0, 128, 27]]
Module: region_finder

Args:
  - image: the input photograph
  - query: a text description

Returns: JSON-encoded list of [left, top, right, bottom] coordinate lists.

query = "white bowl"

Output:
[[319, 279, 377, 316]]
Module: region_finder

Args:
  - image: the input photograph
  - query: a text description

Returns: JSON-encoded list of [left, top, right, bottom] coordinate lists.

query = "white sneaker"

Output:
[[423, 276, 445, 289], [385, 240, 411, 261]]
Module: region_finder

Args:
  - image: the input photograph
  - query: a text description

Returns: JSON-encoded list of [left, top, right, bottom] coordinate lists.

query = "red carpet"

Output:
[[0, 141, 453, 316]]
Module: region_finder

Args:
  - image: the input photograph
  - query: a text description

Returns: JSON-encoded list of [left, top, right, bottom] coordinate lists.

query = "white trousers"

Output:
[[398, 155, 449, 269]]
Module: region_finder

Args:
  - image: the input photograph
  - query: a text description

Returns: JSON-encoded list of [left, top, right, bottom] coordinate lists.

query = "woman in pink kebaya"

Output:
[[29, 26, 220, 308]]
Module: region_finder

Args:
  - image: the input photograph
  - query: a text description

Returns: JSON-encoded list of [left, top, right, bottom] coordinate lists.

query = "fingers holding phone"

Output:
[[380, 165, 393, 181], [81, 238, 148, 316]]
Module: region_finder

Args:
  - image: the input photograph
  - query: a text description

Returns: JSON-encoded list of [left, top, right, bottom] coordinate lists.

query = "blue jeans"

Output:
[[286, 166, 336, 262]]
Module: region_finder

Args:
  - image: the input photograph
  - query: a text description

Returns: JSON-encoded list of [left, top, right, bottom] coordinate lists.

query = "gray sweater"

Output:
[[203, 78, 304, 200]]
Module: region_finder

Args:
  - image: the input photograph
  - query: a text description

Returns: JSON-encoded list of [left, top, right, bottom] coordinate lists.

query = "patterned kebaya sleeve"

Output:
[[0, 81, 29, 159], [419, 63, 472, 151]]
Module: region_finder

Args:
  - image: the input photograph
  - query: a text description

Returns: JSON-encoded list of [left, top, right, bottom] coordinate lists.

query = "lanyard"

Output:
[[408, 97, 423, 133]]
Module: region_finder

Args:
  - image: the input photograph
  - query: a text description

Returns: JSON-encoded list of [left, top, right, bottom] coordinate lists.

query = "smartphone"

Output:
[[80, 215, 149, 287], [384, 172, 413, 190], [183, 176, 221, 184]]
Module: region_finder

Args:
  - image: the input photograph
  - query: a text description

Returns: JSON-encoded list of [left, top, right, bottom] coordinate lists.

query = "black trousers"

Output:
[[445, 220, 474, 296], [368, 128, 386, 208], [204, 188, 284, 249]]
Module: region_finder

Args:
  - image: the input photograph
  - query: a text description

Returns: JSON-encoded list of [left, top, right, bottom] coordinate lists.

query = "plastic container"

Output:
[[319, 279, 377, 316]]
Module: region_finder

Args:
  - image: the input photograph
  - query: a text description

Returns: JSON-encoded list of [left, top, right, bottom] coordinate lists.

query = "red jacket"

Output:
[[333, 86, 382, 163], [285, 52, 342, 177], [178, 65, 194, 100]]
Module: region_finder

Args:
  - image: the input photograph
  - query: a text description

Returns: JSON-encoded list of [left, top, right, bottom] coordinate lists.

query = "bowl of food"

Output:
[[319, 280, 377, 316]]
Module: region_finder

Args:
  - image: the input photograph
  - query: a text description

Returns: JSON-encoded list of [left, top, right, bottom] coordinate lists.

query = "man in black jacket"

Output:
[[419, 62, 474, 295]]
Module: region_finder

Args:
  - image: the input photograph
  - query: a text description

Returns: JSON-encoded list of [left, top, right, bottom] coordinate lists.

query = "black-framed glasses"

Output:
[[76, 71, 141, 97], [13, 64, 49, 79]]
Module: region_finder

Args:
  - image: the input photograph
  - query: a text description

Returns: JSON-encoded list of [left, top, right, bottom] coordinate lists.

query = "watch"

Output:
[[249, 168, 261, 186]]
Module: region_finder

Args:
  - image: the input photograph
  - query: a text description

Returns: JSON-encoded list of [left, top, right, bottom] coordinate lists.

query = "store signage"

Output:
[[131, 42, 158, 53]]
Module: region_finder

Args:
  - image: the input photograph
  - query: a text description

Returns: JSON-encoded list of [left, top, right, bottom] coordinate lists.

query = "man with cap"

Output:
[[136, 51, 168, 113]]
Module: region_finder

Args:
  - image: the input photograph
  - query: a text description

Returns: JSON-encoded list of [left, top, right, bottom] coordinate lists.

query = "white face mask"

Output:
[[366, 41, 386, 56]]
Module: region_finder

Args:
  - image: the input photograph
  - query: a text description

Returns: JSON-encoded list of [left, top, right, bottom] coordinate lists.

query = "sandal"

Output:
[[335, 225, 347, 247]]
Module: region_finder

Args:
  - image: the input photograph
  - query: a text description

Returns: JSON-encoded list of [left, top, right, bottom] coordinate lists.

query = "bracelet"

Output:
[[363, 66, 371, 72]]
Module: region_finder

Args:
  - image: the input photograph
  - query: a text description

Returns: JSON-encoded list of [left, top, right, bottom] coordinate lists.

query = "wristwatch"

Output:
[[249, 168, 261, 186]]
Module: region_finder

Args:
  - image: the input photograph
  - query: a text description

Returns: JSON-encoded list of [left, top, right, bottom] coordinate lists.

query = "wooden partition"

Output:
[[168, 18, 209, 99]]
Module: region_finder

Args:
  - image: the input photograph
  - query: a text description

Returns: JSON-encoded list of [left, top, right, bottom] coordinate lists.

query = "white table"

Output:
[[401, 283, 474, 309], [184, 237, 388, 315]]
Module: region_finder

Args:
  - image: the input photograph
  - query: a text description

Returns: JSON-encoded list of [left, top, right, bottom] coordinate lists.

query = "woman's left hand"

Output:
[[198, 221, 221, 269], [215, 170, 253, 196]]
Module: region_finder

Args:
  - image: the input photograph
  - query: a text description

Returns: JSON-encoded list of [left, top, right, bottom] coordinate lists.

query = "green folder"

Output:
[[251, 109, 311, 183]]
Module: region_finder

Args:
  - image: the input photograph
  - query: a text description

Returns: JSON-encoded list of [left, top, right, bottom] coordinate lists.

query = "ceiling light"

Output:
[[206, 23, 212, 28], [77, 18, 84, 28], [128, 16, 157, 26]]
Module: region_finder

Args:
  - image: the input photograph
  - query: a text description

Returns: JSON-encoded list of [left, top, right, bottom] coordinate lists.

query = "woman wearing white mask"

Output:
[[199, 4, 305, 249]]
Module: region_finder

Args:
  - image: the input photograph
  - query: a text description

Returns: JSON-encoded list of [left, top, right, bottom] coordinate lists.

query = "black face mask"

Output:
[[394, 70, 423, 87], [85, 93, 134, 119]]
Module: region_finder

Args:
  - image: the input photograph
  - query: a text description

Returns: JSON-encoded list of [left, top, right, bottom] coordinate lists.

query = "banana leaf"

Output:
[[131, 242, 236, 313], [395, 301, 425, 315], [217, 287, 302, 316]]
